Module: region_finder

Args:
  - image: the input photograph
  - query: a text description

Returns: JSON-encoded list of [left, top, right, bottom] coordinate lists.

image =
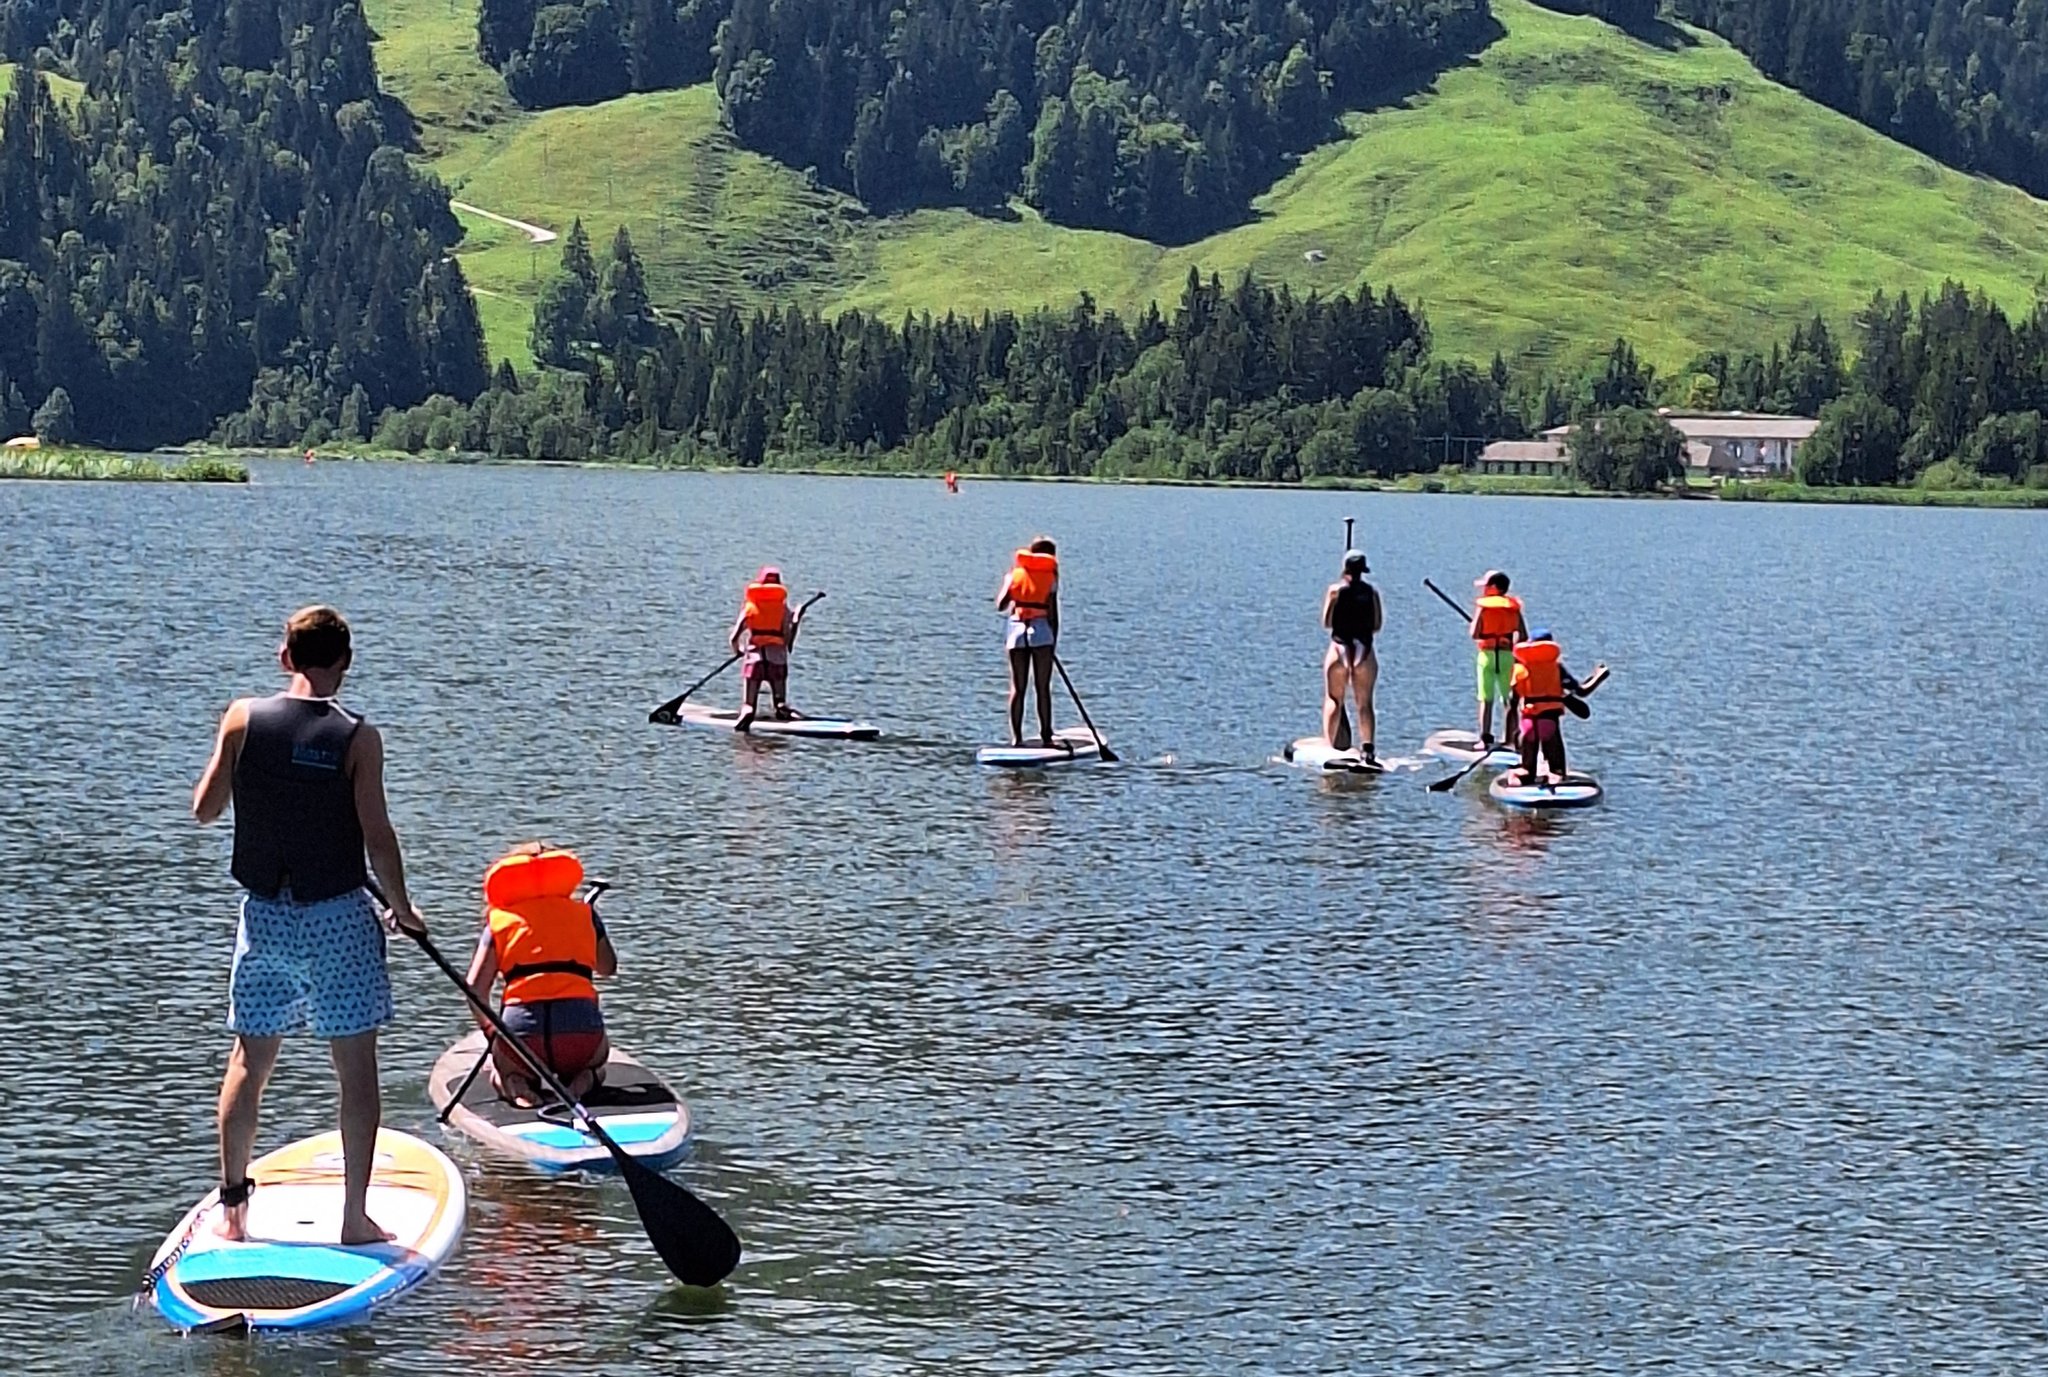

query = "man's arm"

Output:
[[781, 607, 800, 652], [1046, 588, 1059, 643], [349, 724, 425, 933], [1371, 585, 1384, 636], [728, 614, 746, 657], [192, 699, 249, 824], [1324, 585, 1340, 632]]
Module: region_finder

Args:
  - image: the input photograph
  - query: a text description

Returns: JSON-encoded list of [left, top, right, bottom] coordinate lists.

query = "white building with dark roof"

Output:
[[1535, 410, 1820, 480]]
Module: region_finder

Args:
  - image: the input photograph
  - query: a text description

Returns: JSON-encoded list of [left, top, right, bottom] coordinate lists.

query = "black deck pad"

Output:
[[182, 1276, 352, 1311]]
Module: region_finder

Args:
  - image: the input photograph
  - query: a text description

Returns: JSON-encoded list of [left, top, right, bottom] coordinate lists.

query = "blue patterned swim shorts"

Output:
[[227, 887, 393, 1039]]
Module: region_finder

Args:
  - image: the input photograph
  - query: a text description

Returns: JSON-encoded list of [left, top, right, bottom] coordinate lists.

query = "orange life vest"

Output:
[[1513, 640, 1566, 718], [1008, 550, 1058, 620], [742, 582, 788, 648], [484, 849, 599, 1005], [1473, 594, 1523, 650]]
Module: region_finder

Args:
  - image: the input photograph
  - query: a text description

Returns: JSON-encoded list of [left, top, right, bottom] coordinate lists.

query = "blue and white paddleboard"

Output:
[[1422, 729, 1521, 769], [1489, 771, 1603, 810], [148, 1129, 465, 1333], [1282, 737, 1384, 775], [429, 1030, 692, 1173], [976, 726, 1107, 768]]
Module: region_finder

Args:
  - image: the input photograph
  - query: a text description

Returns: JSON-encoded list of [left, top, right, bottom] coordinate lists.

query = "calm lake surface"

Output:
[[3, 463, 2046, 1374]]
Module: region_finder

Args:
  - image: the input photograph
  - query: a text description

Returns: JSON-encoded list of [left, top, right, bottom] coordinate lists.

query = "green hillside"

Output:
[[370, 0, 2048, 372]]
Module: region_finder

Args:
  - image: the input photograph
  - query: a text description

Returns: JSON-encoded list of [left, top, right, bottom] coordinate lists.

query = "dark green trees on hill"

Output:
[[477, 0, 722, 108], [716, 0, 1495, 240], [0, 0, 488, 449], [478, 0, 1495, 242], [1671, 0, 2048, 200]]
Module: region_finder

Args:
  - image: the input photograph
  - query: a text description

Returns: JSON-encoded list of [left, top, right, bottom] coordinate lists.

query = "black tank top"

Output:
[[1331, 578, 1378, 650], [230, 694, 368, 903]]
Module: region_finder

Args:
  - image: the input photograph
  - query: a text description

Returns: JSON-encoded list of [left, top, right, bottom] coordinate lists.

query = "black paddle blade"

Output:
[[614, 1148, 743, 1287]]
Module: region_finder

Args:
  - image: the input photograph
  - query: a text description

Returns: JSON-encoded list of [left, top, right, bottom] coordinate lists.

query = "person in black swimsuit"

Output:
[[1321, 550, 1383, 759]]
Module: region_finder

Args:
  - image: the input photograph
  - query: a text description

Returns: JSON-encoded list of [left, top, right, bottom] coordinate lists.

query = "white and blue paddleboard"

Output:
[[148, 1129, 465, 1333], [1422, 729, 1522, 769], [1489, 771, 1604, 810], [976, 726, 1108, 768], [670, 704, 880, 739], [429, 1030, 692, 1173], [1282, 737, 1385, 775]]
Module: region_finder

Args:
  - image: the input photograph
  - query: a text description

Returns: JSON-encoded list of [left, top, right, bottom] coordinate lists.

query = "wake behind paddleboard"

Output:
[[1489, 771, 1603, 810], [1283, 737, 1384, 775], [1422, 729, 1521, 769], [148, 1129, 464, 1333], [669, 704, 880, 740], [429, 1030, 692, 1173], [976, 726, 1106, 768]]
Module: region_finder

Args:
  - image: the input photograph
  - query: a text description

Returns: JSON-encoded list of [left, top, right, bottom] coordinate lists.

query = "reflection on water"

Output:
[[3, 465, 2046, 1374]]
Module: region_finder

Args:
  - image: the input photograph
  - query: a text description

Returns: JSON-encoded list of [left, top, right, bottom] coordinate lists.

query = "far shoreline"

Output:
[[171, 446, 2048, 509]]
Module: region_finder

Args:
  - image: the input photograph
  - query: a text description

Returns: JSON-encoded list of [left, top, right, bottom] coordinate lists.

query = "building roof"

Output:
[[1540, 411, 1817, 442], [1480, 440, 1568, 462]]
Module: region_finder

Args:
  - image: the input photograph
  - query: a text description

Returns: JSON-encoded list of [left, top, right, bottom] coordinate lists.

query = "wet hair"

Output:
[[283, 605, 351, 671], [1029, 537, 1056, 555]]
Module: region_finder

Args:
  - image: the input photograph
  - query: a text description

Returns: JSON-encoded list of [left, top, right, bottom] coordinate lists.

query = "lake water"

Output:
[[3, 462, 2046, 1374]]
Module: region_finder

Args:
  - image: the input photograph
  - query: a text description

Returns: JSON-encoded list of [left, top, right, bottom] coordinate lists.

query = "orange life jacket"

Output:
[[1473, 594, 1523, 650], [742, 582, 788, 648], [1008, 550, 1058, 620], [1513, 640, 1566, 718], [483, 849, 599, 1005]]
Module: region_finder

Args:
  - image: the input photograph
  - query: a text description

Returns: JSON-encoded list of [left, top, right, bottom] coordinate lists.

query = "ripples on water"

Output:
[[3, 466, 2046, 1374]]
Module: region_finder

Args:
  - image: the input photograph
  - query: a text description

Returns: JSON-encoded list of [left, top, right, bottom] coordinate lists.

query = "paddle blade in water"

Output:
[[616, 1149, 743, 1287]]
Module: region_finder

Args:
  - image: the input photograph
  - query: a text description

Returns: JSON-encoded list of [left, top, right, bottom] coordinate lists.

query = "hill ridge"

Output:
[[366, 0, 2048, 372]]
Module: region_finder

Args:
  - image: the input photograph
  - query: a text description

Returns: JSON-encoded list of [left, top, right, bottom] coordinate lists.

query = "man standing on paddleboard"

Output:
[[191, 605, 426, 1246], [1321, 550, 1382, 761]]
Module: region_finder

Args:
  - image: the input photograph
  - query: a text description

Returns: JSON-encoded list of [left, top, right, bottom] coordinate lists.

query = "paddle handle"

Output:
[[1343, 516, 1353, 551]]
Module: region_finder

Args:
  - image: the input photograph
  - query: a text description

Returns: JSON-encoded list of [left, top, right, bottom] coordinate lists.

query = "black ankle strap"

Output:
[[219, 1178, 256, 1208]]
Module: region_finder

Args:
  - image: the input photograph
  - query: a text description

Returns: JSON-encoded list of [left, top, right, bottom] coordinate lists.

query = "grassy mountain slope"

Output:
[[369, 0, 2048, 372]]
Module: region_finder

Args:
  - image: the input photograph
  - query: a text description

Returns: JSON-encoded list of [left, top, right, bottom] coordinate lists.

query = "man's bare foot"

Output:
[[213, 1203, 249, 1241], [340, 1214, 396, 1246]]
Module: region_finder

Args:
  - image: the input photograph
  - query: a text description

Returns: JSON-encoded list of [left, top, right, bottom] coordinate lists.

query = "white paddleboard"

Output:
[[976, 726, 1107, 768], [670, 704, 880, 739], [429, 1030, 692, 1173], [148, 1129, 465, 1333], [1283, 737, 1384, 774], [1422, 729, 1522, 769], [1489, 771, 1603, 810]]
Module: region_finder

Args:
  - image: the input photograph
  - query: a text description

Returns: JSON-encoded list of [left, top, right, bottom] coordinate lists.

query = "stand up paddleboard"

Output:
[[668, 704, 880, 740], [146, 1129, 464, 1333], [976, 726, 1107, 768], [1283, 737, 1384, 774], [1422, 729, 1521, 769], [429, 1030, 692, 1173], [1489, 771, 1604, 810]]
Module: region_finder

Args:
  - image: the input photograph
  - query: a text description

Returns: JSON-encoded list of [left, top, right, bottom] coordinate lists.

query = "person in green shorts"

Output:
[[1469, 570, 1527, 750]]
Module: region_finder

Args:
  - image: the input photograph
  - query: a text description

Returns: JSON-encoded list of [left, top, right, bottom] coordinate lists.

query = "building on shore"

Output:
[[1473, 439, 1570, 478], [1530, 410, 1820, 482]]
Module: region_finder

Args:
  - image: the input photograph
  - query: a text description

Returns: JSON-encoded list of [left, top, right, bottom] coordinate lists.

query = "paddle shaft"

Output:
[[1051, 654, 1118, 762], [440, 1036, 493, 1124], [649, 653, 738, 723], [1424, 577, 1470, 623]]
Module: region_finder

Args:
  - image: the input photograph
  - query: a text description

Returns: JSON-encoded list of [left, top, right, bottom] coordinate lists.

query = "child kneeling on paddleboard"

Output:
[[464, 843, 616, 1107], [1509, 629, 1607, 786]]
